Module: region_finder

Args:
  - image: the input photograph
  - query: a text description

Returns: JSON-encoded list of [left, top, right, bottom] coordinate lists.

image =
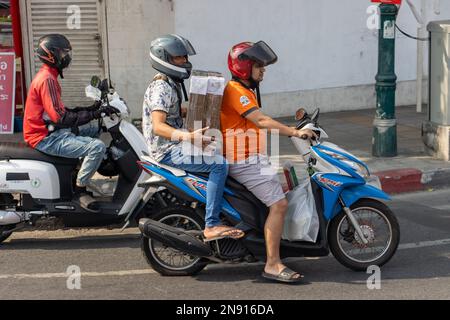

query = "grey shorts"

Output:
[[229, 155, 286, 207]]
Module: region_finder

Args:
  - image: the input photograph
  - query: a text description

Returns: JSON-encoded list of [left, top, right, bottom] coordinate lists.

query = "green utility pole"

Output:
[[373, 4, 398, 157]]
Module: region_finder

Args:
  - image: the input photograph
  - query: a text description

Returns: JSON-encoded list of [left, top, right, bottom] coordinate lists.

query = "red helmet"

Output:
[[228, 41, 278, 80]]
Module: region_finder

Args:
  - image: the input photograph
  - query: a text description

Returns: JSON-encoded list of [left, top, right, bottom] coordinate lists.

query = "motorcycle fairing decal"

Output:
[[315, 173, 343, 191], [185, 177, 207, 192], [187, 174, 235, 196]]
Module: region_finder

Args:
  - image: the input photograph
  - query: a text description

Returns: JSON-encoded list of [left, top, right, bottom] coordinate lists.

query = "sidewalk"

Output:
[[1, 106, 449, 196], [277, 105, 450, 194]]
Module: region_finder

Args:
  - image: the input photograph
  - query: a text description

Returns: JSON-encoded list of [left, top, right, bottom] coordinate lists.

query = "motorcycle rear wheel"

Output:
[[328, 198, 400, 271], [141, 206, 208, 276]]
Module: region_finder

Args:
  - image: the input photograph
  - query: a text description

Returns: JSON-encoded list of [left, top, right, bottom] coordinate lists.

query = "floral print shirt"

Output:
[[142, 74, 184, 161]]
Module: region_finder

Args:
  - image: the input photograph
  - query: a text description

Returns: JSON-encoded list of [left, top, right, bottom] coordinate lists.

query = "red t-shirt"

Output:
[[23, 65, 66, 148]]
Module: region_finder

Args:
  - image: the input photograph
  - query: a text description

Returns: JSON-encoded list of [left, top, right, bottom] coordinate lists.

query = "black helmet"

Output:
[[37, 34, 72, 78], [149, 34, 196, 81]]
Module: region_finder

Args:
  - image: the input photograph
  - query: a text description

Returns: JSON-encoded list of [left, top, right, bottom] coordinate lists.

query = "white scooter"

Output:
[[0, 77, 154, 243]]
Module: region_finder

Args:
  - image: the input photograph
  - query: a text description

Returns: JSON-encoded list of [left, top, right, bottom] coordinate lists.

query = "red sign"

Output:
[[371, 0, 402, 4], [0, 52, 16, 134]]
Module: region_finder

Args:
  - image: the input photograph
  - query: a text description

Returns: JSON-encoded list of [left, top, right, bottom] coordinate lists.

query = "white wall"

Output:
[[106, 0, 174, 119], [105, 0, 450, 118], [173, 0, 450, 117]]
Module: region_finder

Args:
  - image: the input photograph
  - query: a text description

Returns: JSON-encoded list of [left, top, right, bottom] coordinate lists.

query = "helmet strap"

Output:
[[255, 85, 262, 109], [181, 81, 189, 102]]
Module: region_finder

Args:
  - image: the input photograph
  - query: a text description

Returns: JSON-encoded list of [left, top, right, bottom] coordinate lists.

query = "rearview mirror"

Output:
[[90, 76, 101, 88], [99, 79, 109, 92], [311, 109, 320, 123], [295, 108, 307, 121]]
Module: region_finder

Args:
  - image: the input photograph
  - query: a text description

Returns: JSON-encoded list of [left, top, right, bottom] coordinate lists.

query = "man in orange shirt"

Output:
[[221, 41, 316, 283]]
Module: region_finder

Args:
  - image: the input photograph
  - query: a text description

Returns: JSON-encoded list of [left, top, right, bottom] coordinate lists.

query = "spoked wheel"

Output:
[[328, 199, 400, 271], [141, 206, 208, 276]]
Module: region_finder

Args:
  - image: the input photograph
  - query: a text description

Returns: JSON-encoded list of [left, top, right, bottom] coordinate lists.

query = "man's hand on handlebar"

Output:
[[93, 100, 103, 109], [294, 128, 318, 141], [93, 105, 120, 119]]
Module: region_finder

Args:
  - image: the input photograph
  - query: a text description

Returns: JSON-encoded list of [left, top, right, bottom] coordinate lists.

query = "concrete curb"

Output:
[[374, 167, 450, 194], [280, 168, 450, 195]]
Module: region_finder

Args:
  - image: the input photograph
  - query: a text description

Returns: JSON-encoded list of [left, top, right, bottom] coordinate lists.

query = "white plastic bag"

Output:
[[282, 179, 320, 243]]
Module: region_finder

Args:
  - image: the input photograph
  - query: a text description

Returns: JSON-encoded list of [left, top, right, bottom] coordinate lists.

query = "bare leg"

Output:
[[264, 198, 301, 279]]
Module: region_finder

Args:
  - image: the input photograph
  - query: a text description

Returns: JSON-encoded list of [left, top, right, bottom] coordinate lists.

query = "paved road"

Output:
[[0, 189, 449, 300]]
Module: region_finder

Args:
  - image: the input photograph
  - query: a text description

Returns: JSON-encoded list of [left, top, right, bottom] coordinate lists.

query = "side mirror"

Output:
[[311, 109, 320, 123], [91, 76, 101, 88], [295, 108, 307, 121], [99, 79, 109, 92]]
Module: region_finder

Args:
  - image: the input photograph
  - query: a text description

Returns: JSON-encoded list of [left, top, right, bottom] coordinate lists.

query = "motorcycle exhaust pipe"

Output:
[[0, 210, 25, 226], [139, 218, 213, 257]]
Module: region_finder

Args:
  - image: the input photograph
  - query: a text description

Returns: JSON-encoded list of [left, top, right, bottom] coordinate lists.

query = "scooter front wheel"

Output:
[[0, 194, 16, 244], [141, 206, 208, 276], [328, 198, 400, 271], [0, 225, 14, 244]]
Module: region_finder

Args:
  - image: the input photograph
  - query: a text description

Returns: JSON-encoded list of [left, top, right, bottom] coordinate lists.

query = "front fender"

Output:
[[340, 184, 391, 209]]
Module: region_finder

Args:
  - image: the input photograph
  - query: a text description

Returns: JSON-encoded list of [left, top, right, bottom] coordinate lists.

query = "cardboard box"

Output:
[[185, 70, 225, 132]]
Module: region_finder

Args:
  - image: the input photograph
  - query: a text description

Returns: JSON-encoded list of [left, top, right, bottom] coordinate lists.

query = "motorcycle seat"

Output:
[[0, 142, 79, 166]]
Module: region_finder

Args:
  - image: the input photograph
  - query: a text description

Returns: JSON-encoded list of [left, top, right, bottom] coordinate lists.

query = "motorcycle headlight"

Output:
[[341, 159, 370, 179], [354, 162, 371, 179], [323, 150, 370, 179]]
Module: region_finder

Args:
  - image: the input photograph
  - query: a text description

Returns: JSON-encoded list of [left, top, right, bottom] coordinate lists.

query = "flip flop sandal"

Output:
[[262, 267, 305, 284], [204, 228, 245, 242]]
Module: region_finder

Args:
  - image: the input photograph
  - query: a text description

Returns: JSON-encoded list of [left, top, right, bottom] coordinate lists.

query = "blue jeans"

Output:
[[160, 145, 229, 228], [36, 122, 106, 187]]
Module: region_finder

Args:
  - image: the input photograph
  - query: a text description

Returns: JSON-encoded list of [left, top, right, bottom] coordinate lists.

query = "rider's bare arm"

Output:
[[245, 109, 316, 139], [152, 111, 207, 142]]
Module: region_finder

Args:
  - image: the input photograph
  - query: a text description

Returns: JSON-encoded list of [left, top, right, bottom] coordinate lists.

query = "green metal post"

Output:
[[373, 4, 398, 157]]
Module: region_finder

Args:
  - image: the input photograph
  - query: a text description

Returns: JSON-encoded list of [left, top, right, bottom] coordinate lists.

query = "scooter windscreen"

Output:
[[241, 41, 278, 66]]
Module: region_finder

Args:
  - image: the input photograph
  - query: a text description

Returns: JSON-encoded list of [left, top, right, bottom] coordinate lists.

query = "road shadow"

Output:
[[190, 245, 450, 286], [0, 234, 141, 251]]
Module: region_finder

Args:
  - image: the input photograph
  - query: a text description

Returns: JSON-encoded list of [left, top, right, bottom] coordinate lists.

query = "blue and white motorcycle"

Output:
[[138, 108, 400, 276]]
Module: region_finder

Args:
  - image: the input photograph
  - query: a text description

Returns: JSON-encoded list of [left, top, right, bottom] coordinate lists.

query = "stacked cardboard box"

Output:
[[185, 70, 225, 132]]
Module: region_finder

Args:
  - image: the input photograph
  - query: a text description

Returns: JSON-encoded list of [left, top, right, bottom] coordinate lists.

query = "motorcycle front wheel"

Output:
[[141, 206, 208, 276], [328, 198, 400, 271], [0, 194, 16, 244], [0, 225, 14, 244]]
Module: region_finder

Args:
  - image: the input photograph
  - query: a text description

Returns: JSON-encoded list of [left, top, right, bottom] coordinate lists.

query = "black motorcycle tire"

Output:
[[141, 206, 208, 277], [0, 226, 14, 244], [0, 194, 16, 244], [328, 198, 400, 271]]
